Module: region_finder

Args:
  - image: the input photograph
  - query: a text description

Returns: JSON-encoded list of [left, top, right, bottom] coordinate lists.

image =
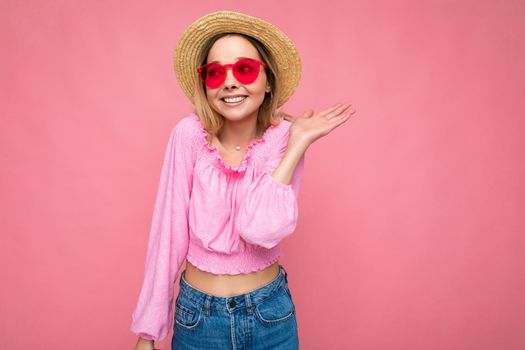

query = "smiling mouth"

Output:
[[221, 96, 247, 105]]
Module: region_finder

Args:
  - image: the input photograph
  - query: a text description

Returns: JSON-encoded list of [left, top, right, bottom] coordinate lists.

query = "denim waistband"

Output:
[[178, 264, 289, 312]]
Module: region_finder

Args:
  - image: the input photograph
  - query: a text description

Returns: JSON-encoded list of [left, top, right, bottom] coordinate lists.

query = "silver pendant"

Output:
[[235, 145, 241, 151]]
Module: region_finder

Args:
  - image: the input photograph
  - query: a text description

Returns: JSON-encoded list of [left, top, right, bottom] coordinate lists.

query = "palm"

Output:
[[284, 103, 356, 145]]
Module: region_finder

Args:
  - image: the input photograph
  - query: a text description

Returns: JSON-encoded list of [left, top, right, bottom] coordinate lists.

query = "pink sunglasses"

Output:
[[197, 58, 268, 89]]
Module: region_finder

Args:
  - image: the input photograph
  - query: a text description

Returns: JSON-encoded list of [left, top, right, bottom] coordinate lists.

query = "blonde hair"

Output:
[[192, 32, 291, 142]]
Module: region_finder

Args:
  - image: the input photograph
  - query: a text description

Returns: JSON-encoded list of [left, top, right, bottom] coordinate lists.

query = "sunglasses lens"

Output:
[[200, 63, 223, 88], [233, 59, 260, 84]]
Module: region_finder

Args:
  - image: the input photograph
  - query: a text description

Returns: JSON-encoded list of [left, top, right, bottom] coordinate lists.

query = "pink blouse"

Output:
[[130, 111, 305, 341]]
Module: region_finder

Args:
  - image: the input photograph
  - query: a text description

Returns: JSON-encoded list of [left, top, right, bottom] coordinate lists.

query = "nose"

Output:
[[223, 67, 239, 89]]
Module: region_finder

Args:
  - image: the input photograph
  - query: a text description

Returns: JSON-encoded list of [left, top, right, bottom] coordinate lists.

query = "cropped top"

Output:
[[129, 112, 305, 341]]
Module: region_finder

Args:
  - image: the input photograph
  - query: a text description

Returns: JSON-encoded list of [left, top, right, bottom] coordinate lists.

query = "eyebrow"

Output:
[[207, 56, 252, 64]]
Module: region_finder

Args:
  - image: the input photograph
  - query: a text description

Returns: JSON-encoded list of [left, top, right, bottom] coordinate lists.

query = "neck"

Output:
[[218, 115, 258, 148]]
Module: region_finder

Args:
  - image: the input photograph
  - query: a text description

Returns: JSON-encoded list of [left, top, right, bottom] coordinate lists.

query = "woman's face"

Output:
[[204, 35, 270, 124]]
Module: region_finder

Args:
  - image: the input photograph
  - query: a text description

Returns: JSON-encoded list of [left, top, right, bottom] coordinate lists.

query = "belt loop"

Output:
[[244, 293, 253, 315], [204, 295, 212, 316], [281, 265, 288, 283]]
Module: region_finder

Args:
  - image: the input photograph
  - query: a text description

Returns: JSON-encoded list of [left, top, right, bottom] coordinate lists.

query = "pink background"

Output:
[[1, 1, 524, 349]]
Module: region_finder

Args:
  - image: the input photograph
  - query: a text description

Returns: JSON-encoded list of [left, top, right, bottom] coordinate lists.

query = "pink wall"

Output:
[[1, 1, 524, 349]]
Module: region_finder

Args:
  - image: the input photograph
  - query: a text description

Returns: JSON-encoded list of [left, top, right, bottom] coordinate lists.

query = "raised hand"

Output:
[[284, 103, 356, 147]]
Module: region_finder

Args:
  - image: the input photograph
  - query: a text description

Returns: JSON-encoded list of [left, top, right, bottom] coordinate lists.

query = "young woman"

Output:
[[131, 11, 355, 350]]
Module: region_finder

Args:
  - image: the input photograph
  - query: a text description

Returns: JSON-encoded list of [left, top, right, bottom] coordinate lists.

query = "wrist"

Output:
[[287, 134, 310, 153]]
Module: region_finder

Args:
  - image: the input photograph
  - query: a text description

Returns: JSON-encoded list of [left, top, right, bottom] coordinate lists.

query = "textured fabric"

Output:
[[130, 112, 304, 341]]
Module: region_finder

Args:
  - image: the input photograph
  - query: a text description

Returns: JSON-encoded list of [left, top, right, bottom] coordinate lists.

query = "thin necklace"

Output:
[[219, 131, 257, 152]]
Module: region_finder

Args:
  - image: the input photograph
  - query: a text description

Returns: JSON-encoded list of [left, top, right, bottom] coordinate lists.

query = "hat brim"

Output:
[[173, 11, 301, 108]]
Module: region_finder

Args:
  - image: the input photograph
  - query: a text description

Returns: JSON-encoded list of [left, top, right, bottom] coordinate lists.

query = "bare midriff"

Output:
[[183, 260, 281, 297]]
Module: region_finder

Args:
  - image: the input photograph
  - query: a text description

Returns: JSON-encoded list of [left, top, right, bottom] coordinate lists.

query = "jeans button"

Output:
[[229, 299, 236, 308]]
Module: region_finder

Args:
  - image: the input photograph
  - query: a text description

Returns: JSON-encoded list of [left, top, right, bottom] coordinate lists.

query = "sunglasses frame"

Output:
[[197, 58, 268, 89]]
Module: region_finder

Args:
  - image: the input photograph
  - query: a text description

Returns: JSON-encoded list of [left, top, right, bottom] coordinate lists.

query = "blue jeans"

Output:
[[172, 264, 299, 349]]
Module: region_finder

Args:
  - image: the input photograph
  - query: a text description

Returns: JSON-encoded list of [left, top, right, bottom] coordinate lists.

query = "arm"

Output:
[[236, 103, 355, 248], [235, 124, 306, 249], [270, 134, 308, 186], [130, 118, 195, 342]]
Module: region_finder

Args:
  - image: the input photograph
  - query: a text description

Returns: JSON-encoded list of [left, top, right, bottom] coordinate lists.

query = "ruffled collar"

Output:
[[192, 113, 279, 174]]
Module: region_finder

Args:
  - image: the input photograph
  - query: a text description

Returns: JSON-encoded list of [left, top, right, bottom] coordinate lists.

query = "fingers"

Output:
[[321, 103, 353, 120], [329, 107, 355, 126], [316, 104, 356, 137], [318, 103, 344, 118]]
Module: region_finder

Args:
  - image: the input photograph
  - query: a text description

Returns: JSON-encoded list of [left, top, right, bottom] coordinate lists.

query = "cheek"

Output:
[[248, 78, 268, 95], [248, 87, 267, 107]]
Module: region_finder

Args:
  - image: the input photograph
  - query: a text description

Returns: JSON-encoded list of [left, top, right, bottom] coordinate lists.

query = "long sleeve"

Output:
[[130, 119, 195, 342], [235, 124, 305, 249]]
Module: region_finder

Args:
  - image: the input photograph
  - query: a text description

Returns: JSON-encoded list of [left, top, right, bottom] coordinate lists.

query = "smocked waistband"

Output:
[[185, 238, 283, 275]]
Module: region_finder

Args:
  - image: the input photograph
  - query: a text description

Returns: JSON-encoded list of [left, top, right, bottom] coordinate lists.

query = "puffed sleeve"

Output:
[[130, 117, 195, 342], [235, 123, 305, 249]]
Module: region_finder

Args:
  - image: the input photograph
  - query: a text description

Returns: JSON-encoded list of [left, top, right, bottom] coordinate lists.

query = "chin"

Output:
[[212, 98, 262, 121], [222, 112, 256, 123]]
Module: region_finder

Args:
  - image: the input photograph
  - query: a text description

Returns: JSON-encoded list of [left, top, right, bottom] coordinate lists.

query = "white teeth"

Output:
[[223, 96, 246, 103]]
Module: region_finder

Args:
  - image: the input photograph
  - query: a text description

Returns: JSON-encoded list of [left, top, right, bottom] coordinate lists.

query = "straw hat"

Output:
[[173, 11, 302, 108]]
